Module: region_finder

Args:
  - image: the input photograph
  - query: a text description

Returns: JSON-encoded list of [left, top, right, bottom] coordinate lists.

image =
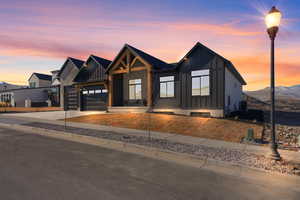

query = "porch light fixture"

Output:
[[265, 6, 282, 161]]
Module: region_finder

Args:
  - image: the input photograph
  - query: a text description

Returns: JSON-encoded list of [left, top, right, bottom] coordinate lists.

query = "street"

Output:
[[0, 127, 299, 200]]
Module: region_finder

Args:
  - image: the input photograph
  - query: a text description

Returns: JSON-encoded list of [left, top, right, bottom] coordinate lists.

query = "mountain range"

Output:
[[245, 84, 300, 102], [0, 81, 26, 91]]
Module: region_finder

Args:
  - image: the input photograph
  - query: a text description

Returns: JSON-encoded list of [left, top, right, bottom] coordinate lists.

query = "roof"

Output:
[[29, 73, 52, 81], [90, 55, 111, 69], [57, 57, 84, 77], [126, 45, 174, 70], [74, 55, 111, 83], [106, 44, 175, 73], [178, 42, 247, 85]]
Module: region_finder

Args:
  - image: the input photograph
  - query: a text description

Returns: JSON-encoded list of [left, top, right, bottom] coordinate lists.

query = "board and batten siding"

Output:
[[224, 67, 242, 114], [85, 59, 107, 82], [152, 71, 181, 109], [178, 46, 225, 110]]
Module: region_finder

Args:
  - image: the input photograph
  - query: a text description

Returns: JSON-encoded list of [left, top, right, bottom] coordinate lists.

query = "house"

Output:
[[28, 73, 52, 88], [105, 42, 246, 117], [73, 55, 111, 111], [0, 72, 60, 107], [57, 57, 84, 109]]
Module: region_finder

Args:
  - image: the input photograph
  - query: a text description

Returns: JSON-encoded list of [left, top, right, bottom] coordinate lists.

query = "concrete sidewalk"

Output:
[[1, 115, 299, 163], [0, 110, 106, 120]]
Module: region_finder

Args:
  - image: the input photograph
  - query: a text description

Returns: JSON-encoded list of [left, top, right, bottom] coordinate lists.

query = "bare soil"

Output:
[[65, 113, 263, 143]]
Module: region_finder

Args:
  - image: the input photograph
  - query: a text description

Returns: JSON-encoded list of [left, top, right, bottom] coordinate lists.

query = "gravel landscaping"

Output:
[[24, 122, 300, 176], [264, 125, 300, 151]]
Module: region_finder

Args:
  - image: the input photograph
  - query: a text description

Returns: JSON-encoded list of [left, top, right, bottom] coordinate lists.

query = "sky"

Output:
[[0, 0, 299, 91]]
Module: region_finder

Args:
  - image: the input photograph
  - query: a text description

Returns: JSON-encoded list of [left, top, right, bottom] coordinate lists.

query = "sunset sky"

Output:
[[0, 0, 299, 91]]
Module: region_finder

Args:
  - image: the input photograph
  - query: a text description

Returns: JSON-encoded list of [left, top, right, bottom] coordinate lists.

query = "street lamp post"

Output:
[[265, 6, 282, 161]]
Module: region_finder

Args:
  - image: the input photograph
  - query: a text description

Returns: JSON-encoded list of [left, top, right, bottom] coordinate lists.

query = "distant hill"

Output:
[[0, 82, 26, 91], [244, 84, 300, 112], [245, 85, 300, 101]]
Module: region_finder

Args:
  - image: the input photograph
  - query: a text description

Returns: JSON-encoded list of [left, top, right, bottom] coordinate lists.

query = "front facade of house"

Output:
[[57, 42, 246, 117], [104, 43, 246, 117]]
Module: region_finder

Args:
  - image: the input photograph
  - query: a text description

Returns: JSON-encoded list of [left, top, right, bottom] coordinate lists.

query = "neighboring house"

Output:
[[57, 57, 84, 109], [28, 73, 52, 88], [73, 55, 111, 111], [0, 72, 60, 107], [105, 42, 246, 117], [0, 87, 50, 107]]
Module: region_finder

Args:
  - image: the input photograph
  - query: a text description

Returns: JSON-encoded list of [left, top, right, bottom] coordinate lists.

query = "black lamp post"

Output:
[[265, 6, 282, 161]]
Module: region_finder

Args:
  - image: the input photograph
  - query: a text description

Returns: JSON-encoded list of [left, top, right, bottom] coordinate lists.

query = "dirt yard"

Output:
[[66, 113, 263, 143], [0, 107, 62, 113]]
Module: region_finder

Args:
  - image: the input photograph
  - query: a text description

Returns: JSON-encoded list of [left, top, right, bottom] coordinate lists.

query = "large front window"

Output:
[[129, 79, 142, 100], [192, 69, 210, 96], [160, 76, 174, 98]]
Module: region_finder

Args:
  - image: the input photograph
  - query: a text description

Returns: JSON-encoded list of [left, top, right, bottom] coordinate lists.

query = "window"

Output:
[[29, 82, 36, 88], [191, 69, 210, 96], [160, 76, 174, 98], [95, 90, 102, 94], [129, 79, 142, 100], [82, 91, 88, 95], [89, 90, 95, 94], [102, 89, 108, 93]]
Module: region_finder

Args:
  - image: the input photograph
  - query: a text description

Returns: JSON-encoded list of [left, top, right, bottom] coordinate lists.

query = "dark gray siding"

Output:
[[85, 59, 107, 82], [153, 71, 181, 109], [178, 46, 225, 110]]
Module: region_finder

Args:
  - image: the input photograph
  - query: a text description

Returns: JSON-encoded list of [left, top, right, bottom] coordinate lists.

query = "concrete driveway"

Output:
[[0, 110, 106, 120]]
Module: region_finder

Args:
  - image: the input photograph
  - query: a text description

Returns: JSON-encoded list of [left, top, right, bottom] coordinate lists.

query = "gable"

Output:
[[108, 47, 149, 74], [28, 74, 38, 82], [74, 56, 108, 83], [59, 60, 80, 84], [178, 42, 246, 85]]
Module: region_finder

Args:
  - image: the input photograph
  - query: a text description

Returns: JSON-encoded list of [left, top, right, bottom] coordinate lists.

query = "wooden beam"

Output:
[[112, 69, 128, 74], [74, 81, 107, 87], [108, 74, 113, 106], [131, 67, 147, 72], [130, 57, 139, 67], [147, 69, 153, 107], [126, 51, 130, 67]]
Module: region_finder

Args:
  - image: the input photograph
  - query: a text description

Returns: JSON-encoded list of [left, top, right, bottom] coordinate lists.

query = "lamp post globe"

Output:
[[266, 6, 282, 161]]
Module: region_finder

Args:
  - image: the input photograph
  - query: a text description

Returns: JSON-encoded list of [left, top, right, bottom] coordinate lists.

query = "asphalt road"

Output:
[[0, 127, 299, 200]]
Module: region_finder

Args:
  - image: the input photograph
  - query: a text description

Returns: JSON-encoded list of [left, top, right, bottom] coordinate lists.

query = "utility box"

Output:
[[246, 128, 255, 142]]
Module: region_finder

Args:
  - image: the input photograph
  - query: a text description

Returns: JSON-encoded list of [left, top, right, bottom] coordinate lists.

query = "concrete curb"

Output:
[[1, 122, 300, 184]]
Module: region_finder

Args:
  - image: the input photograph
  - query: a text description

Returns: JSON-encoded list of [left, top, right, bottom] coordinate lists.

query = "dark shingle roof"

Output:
[[69, 57, 84, 69], [91, 55, 112, 69], [106, 44, 175, 73], [30, 73, 52, 81], [126, 44, 174, 70], [57, 57, 84, 77], [74, 55, 111, 83]]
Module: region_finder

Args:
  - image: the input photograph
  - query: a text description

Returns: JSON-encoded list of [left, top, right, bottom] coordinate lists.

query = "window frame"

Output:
[[129, 79, 142, 100], [159, 76, 175, 98], [191, 69, 210, 97]]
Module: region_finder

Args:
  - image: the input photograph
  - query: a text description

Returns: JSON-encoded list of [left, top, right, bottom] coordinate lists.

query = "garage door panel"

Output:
[[64, 86, 78, 111], [81, 86, 107, 111]]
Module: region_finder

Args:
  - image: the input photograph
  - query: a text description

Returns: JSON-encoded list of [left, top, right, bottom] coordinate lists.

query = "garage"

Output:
[[81, 86, 107, 111], [64, 86, 78, 110]]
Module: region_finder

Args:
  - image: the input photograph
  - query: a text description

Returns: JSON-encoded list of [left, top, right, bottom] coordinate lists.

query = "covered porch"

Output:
[[107, 45, 153, 110]]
